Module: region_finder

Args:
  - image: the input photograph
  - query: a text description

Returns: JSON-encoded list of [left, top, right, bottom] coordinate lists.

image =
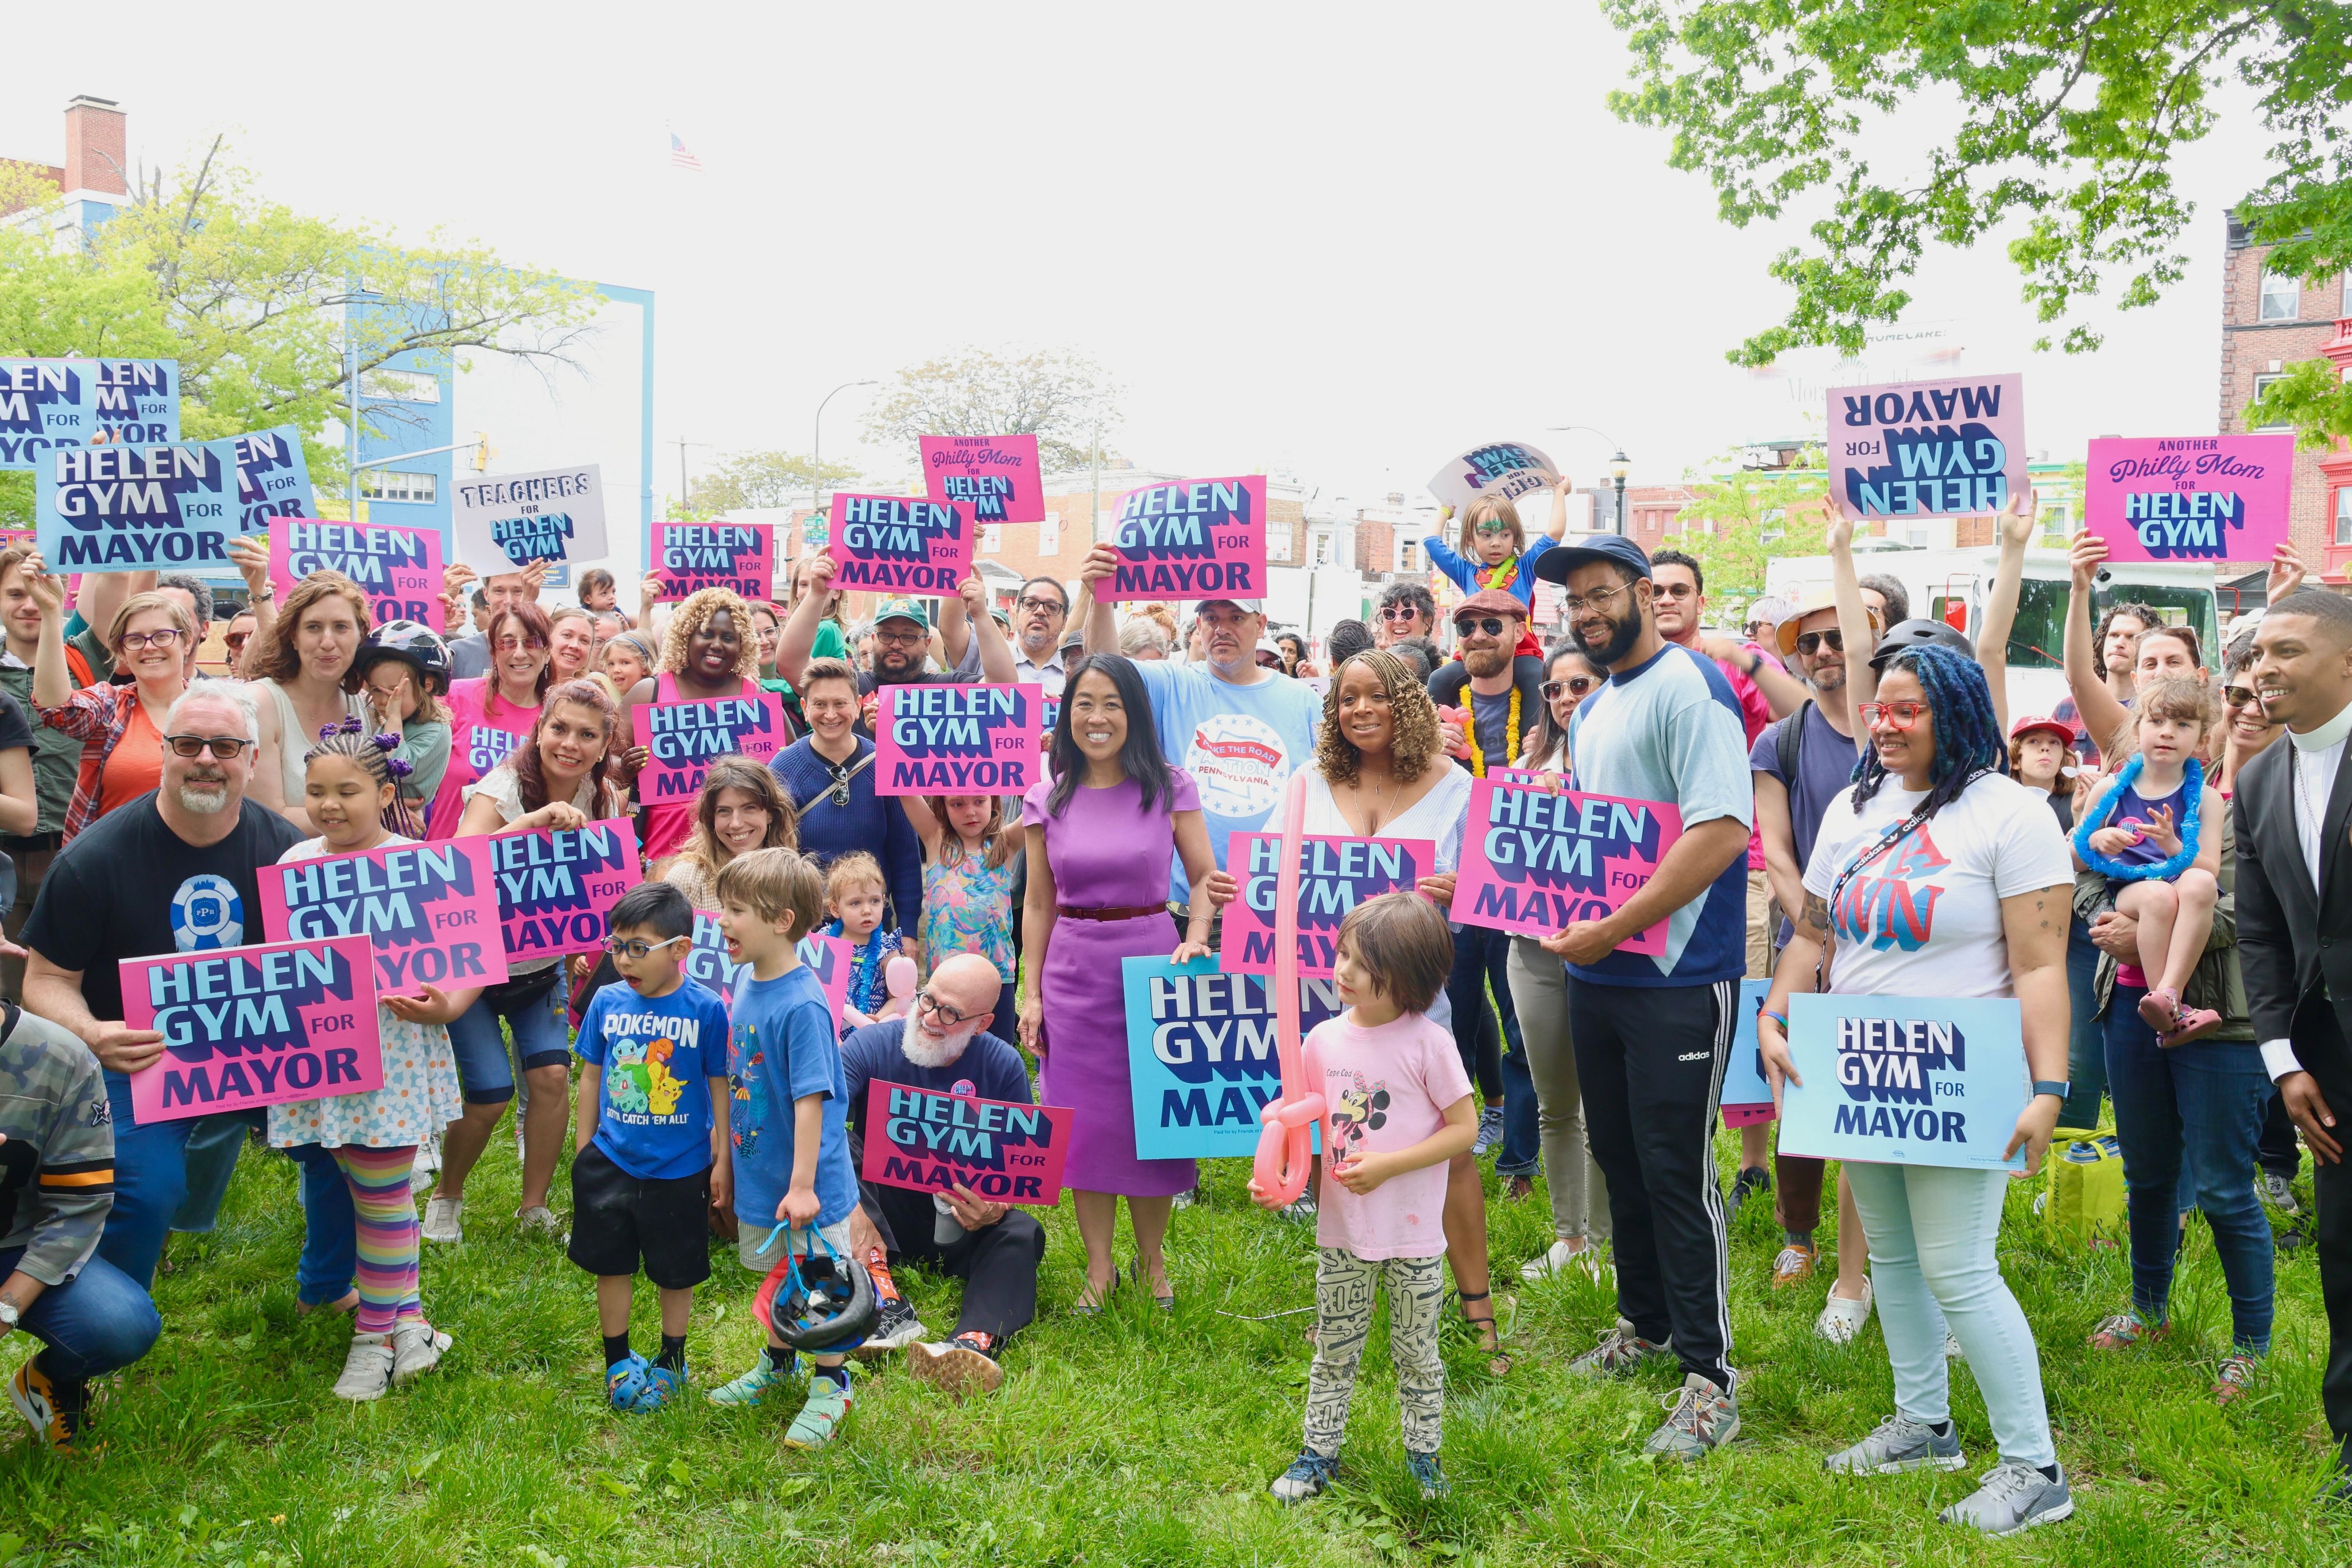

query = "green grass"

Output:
[[3, 1126, 2348, 1567]]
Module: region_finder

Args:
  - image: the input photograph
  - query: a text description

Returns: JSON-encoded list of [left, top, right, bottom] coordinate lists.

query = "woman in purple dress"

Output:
[[1021, 655, 1231, 1312]]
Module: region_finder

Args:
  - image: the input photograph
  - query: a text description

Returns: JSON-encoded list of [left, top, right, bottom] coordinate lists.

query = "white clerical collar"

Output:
[[2290, 700, 2352, 754]]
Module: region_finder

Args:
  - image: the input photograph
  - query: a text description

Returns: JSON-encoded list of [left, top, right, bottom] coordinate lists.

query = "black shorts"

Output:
[[566, 1143, 714, 1291]]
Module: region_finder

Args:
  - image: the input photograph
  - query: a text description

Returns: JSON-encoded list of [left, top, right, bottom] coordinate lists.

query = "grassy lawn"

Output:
[[2, 1124, 2347, 1567]]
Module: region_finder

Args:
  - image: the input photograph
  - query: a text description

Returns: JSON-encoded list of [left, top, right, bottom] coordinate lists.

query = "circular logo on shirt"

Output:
[[169, 874, 243, 951], [1183, 711, 1293, 819], [951, 1078, 977, 1099]]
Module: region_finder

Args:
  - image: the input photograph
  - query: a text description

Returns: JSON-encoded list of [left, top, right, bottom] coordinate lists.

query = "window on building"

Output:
[[2337, 487, 2352, 548], [2260, 270, 2301, 322], [358, 470, 436, 504], [2250, 373, 2295, 432], [1312, 532, 1334, 566], [978, 524, 1003, 554], [1267, 527, 1294, 563], [361, 367, 440, 404], [1396, 539, 1421, 573]]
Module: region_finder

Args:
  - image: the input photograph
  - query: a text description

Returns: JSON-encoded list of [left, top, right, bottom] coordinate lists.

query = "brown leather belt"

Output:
[[1058, 904, 1166, 922]]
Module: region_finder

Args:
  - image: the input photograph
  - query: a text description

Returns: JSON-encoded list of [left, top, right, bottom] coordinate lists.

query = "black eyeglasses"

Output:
[[1542, 676, 1598, 699], [1016, 596, 1066, 615], [872, 626, 927, 645], [1454, 617, 1517, 639], [164, 734, 252, 760], [913, 989, 970, 1027], [1793, 630, 1845, 656]]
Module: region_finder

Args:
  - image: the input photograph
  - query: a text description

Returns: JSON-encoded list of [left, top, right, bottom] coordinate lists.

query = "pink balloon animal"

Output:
[[1250, 781, 1323, 1205]]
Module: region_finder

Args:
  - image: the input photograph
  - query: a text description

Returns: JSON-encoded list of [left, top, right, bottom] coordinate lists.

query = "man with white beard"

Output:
[[838, 953, 1045, 1397]]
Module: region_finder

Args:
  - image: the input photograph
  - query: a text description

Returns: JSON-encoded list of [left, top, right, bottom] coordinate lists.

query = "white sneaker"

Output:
[[1521, 1239, 1613, 1284], [1816, 1278, 1874, 1344], [1946, 1332, 1967, 1362], [420, 1197, 463, 1244], [413, 1129, 442, 1178], [332, 1333, 396, 1401], [390, 1319, 451, 1383], [514, 1205, 564, 1240]]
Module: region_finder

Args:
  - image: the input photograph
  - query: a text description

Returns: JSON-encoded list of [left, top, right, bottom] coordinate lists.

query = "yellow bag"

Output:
[[2040, 1133, 2127, 1244]]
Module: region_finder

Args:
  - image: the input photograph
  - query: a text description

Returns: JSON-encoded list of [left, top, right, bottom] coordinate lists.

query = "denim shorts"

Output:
[[445, 971, 571, 1105]]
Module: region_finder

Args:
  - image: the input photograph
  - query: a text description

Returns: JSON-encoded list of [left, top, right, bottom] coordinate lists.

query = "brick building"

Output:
[[1, 96, 128, 235], [2217, 218, 2352, 577]]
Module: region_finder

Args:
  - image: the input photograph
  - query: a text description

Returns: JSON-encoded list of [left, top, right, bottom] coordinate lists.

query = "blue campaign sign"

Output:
[[1778, 994, 2026, 1171], [229, 427, 313, 536], [1123, 955, 1337, 1160], [1720, 978, 1775, 1128], [36, 439, 242, 572], [0, 359, 96, 470], [92, 359, 180, 444]]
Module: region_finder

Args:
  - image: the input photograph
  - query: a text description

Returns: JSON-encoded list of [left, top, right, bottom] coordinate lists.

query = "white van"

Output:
[[1763, 544, 2220, 720]]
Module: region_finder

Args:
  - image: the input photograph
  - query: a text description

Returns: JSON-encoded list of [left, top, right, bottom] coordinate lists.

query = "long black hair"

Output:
[[1046, 653, 1173, 819]]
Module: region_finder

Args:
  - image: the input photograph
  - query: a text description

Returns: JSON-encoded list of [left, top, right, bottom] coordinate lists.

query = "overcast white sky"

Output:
[[2, 3, 2284, 507]]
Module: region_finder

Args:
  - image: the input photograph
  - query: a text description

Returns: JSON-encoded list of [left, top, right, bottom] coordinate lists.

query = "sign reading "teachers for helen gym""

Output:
[[873, 683, 1042, 796]]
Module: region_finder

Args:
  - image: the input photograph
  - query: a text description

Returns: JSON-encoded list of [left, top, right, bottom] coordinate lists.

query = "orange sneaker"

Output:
[[9, 1360, 98, 1454]]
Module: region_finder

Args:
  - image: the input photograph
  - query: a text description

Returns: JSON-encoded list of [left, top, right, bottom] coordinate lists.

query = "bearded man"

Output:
[[837, 953, 1045, 1399]]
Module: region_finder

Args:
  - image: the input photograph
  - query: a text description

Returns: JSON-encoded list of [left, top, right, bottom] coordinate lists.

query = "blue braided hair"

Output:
[[1848, 645, 2003, 822]]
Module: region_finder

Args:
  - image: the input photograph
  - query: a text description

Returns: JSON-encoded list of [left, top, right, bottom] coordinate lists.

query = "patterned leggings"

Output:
[[335, 1146, 421, 1335], [1305, 1247, 1447, 1459]]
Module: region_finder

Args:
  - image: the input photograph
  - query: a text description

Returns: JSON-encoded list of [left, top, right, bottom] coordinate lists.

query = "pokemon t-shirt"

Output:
[[1802, 772, 2073, 1002], [1303, 1010, 1473, 1260], [577, 977, 733, 1180]]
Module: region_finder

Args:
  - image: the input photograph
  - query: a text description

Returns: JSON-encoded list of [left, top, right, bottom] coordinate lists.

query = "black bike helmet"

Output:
[[354, 621, 452, 695], [1868, 617, 1975, 669], [764, 1236, 877, 1352]]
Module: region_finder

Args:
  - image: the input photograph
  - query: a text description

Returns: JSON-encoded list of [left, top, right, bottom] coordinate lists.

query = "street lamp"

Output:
[[1610, 450, 1631, 536], [812, 379, 879, 528]]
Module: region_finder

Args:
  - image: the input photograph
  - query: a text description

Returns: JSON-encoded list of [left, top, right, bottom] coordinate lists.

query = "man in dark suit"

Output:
[[2234, 588, 2352, 1497]]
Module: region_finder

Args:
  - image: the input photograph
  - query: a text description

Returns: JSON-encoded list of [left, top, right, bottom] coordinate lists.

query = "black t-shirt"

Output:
[[21, 795, 306, 1024], [0, 688, 33, 756]]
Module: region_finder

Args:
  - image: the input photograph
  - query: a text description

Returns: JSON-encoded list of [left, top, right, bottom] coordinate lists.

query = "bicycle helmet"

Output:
[[354, 621, 452, 695], [760, 1232, 877, 1352], [1867, 617, 1974, 669]]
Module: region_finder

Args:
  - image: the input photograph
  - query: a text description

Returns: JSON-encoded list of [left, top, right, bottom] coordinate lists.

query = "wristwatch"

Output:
[[2030, 1080, 2071, 1102], [0, 1299, 20, 1331]]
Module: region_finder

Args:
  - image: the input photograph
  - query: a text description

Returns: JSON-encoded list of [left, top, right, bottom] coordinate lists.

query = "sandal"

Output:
[[1459, 1290, 1512, 1376], [1071, 1271, 1120, 1317], [1504, 1175, 1536, 1202], [2136, 988, 2183, 1034], [2161, 1005, 2223, 1047], [1130, 1259, 1174, 1310]]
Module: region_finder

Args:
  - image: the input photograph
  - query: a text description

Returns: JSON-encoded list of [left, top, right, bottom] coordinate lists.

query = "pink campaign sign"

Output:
[[649, 520, 775, 601], [270, 519, 444, 629], [257, 838, 509, 996], [828, 493, 972, 595], [1827, 373, 2025, 522], [2084, 435, 2295, 564], [1221, 833, 1437, 978], [1104, 474, 1267, 602], [123, 936, 380, 1124], [872, 683, 1043, 797], [861, 1079, 1074, 1206], [639, 692, 792, 804], [489, 820, 641, 962], [1452, 778, 1682, 953], [919, 435, 1045, 526]]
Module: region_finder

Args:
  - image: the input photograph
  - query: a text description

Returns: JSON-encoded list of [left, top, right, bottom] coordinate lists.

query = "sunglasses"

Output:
[[1379, 605, 1423, 621], [2222, 685, 2261, 708], [1653, 582, 1697, 601], [1454, 617, 1518, 638], [1793, 630, 1844, 656], [1542, 676, 1599, 699], [602, 935, 688, 961], [1859, 700, 1930, 731], [164, 734, 252, 760]]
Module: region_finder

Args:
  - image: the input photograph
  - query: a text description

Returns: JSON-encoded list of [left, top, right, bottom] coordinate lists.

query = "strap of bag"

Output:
[[1775, 699, 1812, 784]]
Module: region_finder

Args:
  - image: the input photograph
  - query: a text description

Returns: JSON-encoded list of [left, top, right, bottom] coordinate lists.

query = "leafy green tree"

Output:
[[694, 450, 862, 514], [864, 347, 1120, 471], [0, 139, 598, 522], [1665, 450, 1833, 606], [1606, 1, 2352, 441]]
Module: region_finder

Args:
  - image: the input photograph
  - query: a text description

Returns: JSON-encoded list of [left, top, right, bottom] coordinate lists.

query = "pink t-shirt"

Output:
[[1306, 1010, 1475, 1260], [1684, 636, 1773, 870], [426, 677, 537, 838]]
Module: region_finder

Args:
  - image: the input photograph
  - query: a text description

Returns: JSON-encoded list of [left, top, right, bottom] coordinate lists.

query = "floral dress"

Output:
[[919, 845, 1017, 986], [265, 834, 465, 1151], [821, 920, 904, 1019]]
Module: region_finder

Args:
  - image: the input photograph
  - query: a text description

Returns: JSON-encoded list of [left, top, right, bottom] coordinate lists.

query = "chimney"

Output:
[[61, 96, 126, 196]]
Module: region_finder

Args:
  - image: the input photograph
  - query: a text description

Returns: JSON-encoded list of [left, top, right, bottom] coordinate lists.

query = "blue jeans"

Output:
[[1846, 1161, 2057, 1469], [288, 1143, 358, 1308], [169, 1112, 250, 1234], [445, 976, 571, 1104], [2059, 916, 2107, 1130], [95, 1071, 261, 1291], [2105, 984, 2276, 1352], [1446, 924, 1537, 1174], [0, 1245, 159, 1391]]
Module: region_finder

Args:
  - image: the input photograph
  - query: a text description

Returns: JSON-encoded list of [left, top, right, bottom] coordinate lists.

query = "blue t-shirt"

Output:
[[1421, 533, 1558, 607], [576, 978, 733, 1180], [1750, 702, 1864, 943], [728, 965, 858, 1231], [1564, 641, 1754, 986], [1131, 659, 1323, 900]]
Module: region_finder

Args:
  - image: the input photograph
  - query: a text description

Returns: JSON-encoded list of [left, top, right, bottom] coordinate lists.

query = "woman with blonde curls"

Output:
[[1281, 649, 1512, 1373], [617, 586, 782, 864], [246, 573, 374, 833]]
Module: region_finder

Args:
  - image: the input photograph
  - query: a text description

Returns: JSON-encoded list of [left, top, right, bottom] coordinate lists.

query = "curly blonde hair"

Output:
[[1313, 650, 1441, 787], [656, 587, 763, 682]]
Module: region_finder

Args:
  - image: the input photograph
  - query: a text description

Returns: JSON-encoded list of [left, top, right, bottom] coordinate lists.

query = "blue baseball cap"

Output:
[[1531, 534, 1651, 586]]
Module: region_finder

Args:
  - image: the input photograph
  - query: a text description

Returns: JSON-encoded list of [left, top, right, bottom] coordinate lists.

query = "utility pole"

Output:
[[1088, 419, 1101, 544]]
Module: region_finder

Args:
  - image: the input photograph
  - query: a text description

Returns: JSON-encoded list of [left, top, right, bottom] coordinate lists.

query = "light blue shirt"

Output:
[[1130, 660, 1324, 901]]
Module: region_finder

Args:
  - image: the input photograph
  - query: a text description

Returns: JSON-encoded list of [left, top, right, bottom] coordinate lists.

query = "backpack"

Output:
[[1773, 699, 1814, 783]]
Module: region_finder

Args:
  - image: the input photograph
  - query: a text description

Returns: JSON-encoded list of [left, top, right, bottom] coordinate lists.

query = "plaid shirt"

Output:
[[39, 679, 150, 845]]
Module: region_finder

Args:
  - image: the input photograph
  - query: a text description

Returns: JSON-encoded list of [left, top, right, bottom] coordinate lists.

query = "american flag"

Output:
[[670, 131, 703, 171]]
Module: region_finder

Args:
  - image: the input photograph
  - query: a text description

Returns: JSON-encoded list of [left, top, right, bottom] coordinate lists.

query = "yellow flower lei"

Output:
[[1464, 684, 1522, 777]]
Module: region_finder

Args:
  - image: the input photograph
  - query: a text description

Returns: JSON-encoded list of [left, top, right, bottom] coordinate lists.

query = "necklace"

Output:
[[1464, 686, 1522, 777]]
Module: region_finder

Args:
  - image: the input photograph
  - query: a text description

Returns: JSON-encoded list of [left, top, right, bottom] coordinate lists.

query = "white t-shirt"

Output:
[[1801, 771, 2073, 1001], [1285, 766, 1471, 1030]]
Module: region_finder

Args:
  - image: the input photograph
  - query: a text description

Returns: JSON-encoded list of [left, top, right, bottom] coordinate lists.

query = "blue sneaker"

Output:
[[1406, 1451, 1448, 1499], [1269, 1449, 1339, 1502], [605, 1353, 652, 1412], [635, 1361, 686, 1412], [708, 1354, 792, 1408]]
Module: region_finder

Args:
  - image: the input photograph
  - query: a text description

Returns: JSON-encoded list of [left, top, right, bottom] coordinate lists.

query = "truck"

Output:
[[1763, 543, 2222, 721]]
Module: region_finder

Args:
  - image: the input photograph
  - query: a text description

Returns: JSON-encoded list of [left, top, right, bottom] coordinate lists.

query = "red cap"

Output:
[[2008, 714, 2075, 744]]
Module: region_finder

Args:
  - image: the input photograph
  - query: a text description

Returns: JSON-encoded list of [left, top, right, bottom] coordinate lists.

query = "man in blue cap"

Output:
[[1526, 533, 1755, 1462]]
